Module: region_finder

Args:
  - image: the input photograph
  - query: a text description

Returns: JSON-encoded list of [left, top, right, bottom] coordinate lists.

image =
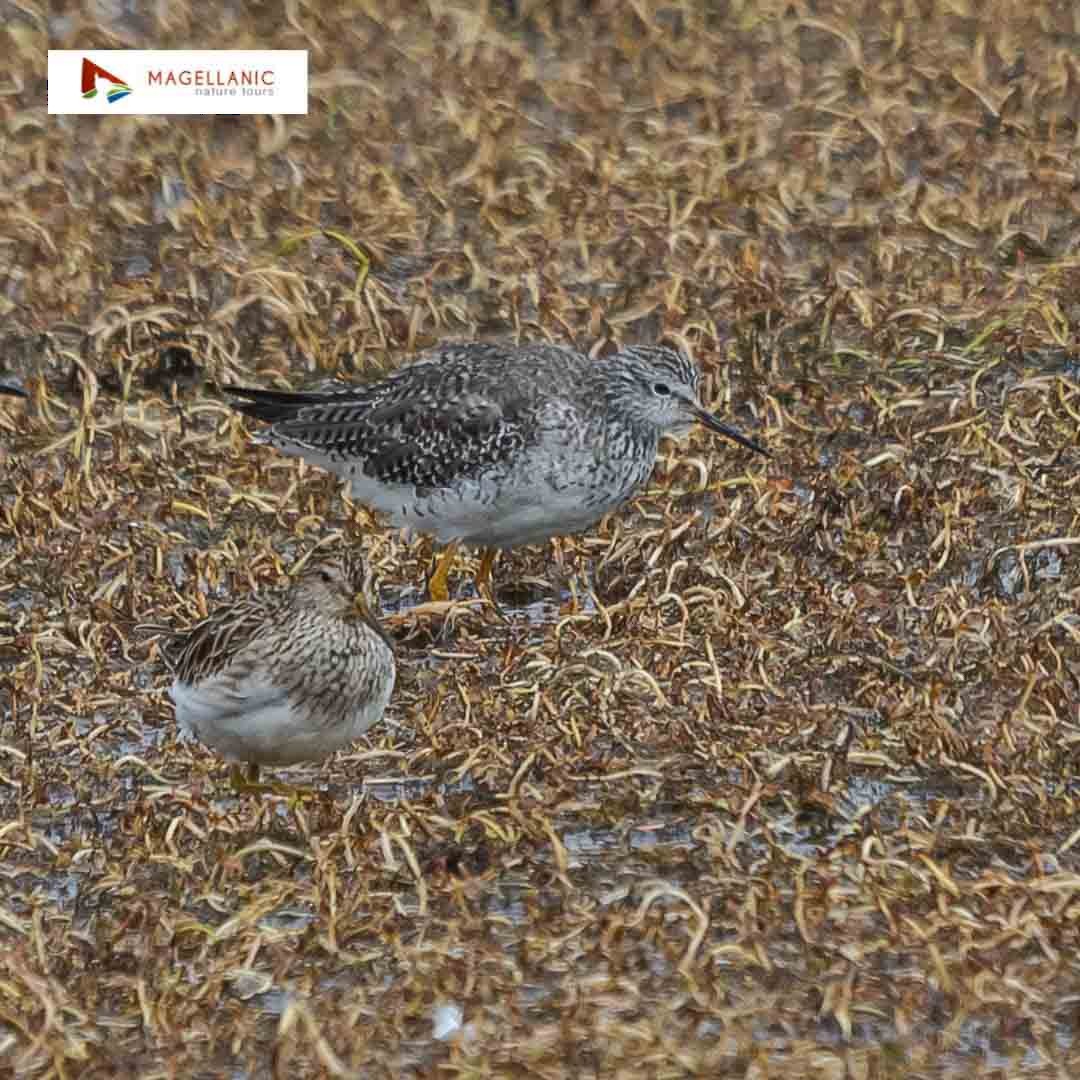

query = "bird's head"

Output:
[[608, 345, 769, 456]]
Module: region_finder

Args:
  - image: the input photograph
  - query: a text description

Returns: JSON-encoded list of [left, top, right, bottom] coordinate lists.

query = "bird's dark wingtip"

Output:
[[222, 384, 328, 423], [0, 383, 28, 399], [221, 384, 308, 404]]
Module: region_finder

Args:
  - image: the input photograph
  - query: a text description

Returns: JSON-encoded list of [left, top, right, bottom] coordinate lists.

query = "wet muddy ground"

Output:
[[3, 0, 1080, 1075]]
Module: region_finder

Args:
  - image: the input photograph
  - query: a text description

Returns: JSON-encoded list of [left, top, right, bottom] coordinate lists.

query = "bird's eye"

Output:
[[653, 381, 671, 396], [320, 570, 333, 583]]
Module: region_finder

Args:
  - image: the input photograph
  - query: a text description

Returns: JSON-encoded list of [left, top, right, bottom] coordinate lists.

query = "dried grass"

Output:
[[3, 0, 1080, 1074]]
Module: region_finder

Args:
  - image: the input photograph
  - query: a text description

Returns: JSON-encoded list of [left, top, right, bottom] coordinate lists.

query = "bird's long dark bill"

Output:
[[694, 406, 769, 457]]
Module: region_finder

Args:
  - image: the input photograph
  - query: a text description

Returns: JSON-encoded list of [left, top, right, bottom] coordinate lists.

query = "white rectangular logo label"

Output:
[[47, 50, 308, 115]]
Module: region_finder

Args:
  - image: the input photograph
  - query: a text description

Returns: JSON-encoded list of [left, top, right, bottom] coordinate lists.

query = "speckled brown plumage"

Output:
[[163, 553, 395, 780]]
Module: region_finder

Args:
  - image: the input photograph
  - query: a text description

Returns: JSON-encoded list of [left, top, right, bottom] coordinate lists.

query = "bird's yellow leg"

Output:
[[477, 547, 500, 608], [429, 540, 460, 602], [230, 762, 263, 794], [228, 762, 315, 799]]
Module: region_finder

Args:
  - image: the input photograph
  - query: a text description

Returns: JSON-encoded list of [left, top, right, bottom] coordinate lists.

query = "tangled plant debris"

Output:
[[2, 0, 1080, 1074]]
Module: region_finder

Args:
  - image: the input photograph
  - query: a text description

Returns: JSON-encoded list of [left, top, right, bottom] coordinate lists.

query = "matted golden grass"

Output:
[[3, 0, 1080, 1075]]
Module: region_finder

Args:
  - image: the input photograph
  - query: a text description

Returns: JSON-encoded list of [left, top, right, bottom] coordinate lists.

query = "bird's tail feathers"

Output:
[[222, 385, 338, 423]]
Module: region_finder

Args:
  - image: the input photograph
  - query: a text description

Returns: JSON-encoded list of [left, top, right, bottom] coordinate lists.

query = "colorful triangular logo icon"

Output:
[[81, 57, 132, 104]]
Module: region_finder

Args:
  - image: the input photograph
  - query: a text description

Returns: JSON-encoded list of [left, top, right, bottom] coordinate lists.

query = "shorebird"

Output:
[[158, 553, 395, 793], [224, 342, 768, 603]]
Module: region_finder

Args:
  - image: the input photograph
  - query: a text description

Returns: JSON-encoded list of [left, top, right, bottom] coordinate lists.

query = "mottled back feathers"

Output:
[[224, 342, 579, 495], [165, 555, 389, 688], [164, 594, 282, 685]]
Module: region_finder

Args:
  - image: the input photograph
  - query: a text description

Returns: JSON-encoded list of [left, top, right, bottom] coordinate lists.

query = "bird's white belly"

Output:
[[171, 676, 387, 766], [409, 483, 609, 546], [348, 464, 646, 548]]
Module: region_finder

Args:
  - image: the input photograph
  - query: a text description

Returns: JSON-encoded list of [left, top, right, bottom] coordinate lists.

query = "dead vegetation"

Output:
[[3, 0, 1080, 1074]]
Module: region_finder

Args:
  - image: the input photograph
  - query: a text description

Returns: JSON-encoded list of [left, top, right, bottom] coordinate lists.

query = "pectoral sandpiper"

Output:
[[160, 553, 395, 793]]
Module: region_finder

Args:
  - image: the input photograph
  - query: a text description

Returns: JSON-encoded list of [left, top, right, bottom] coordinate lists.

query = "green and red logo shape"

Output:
[[81, 58, 132, 103]]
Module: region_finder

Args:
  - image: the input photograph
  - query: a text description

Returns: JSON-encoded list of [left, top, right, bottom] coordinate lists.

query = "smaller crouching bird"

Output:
[[158, 553, 395, 794]]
